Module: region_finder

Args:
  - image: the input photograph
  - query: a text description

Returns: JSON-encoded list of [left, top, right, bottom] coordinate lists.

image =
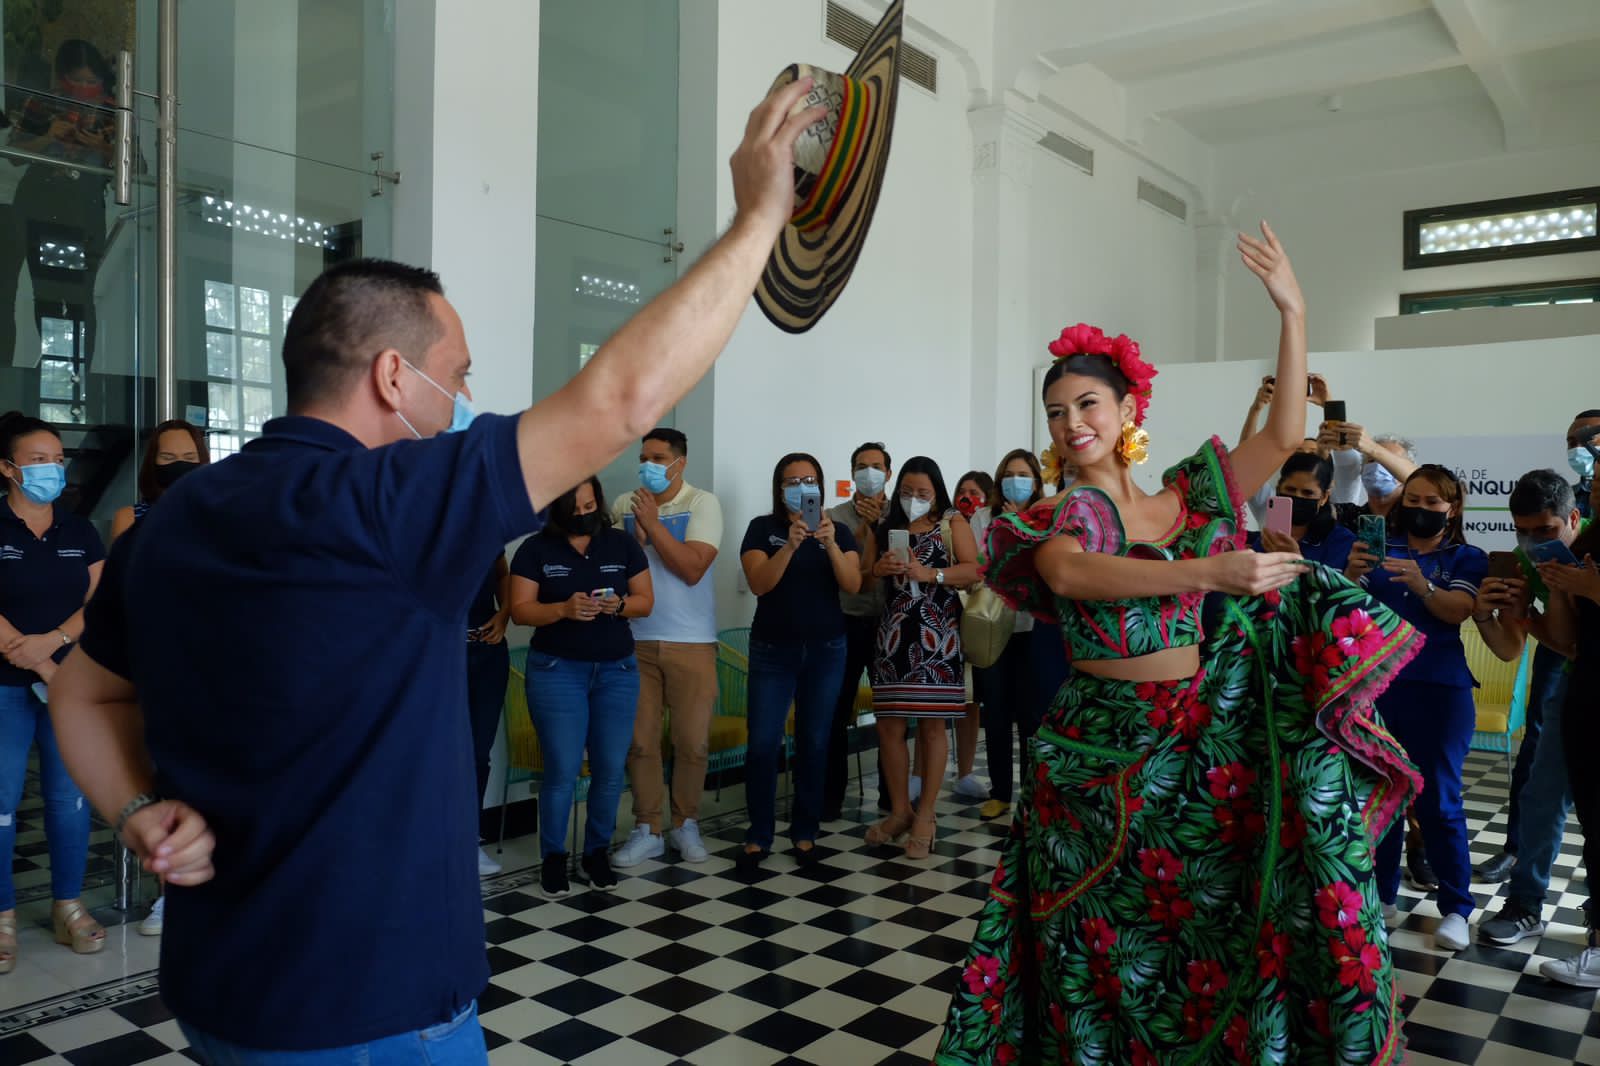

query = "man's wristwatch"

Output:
[[115, 793, 163, 838]]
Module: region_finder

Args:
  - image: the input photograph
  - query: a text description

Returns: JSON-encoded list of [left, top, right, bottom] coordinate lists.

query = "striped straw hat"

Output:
[[754, 0, 903, 334]]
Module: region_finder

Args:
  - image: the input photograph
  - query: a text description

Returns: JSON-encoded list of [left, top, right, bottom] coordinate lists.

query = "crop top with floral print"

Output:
[[981, 437, 1245, 662]]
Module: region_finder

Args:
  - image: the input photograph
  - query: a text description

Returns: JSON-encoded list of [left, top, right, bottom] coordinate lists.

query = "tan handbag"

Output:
[[942, 516, 1016, 669]]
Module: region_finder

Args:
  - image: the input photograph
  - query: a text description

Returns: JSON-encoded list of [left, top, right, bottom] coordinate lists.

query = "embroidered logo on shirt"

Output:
[[599, 563, 626, 574], [543, 564, 572, 578], [56, 548, 85, 558], [0, 546, 21, 561]]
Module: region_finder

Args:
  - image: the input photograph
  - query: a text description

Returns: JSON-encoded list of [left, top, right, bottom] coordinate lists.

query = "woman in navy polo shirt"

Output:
[[1249, 451, 1357, 573], [509, 477, 653, 900], [0, 412, 107, 970], [1348, 463, 1486, 953], [738, 453, 861, 870]]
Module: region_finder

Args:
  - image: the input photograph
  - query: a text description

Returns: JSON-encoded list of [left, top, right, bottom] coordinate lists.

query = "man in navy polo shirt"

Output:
[[46, 79, 826, 1063]]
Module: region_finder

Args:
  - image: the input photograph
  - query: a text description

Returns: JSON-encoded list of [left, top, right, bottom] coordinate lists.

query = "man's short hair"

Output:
[[643, 427, 688, 458], [283, 259, 444, 412], [1509, 469, 1576, 518], [850, 441, 891, 470], [1373, 434, 1416, 462]]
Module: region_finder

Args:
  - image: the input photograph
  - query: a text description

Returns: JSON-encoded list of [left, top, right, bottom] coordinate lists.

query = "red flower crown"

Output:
[[1047, 323, 1158, 426]]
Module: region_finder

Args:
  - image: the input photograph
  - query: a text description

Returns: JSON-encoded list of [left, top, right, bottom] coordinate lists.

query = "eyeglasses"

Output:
[[781, 476, 819, 488]]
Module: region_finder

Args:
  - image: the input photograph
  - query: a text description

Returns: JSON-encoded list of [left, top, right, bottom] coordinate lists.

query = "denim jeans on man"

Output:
[[1506, 672, 1573, 914], [180, 1001, 486, 1065], [524, 654, 639, 857], [1504, 644, 1565, 855], [0, 683, 90, 909], [746, 636, 847, 849]]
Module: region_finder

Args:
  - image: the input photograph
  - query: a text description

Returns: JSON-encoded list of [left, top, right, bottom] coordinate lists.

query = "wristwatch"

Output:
[[935, 569, 946, 586], [56, 629, 72, 646], [1423, 581, 1437, 601], [115, 792, 163, 838]]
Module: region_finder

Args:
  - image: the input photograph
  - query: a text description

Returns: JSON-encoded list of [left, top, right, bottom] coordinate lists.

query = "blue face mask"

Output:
[[1569, 447, 1595, 480], [784, 482, 821, 513], [639, 458, 682, 495], [1001, 476, 1035, 505], [853, 467, 887, 497], [1361, 462, 1400, 498], [10, 461, 65, 505], [397, 360, 476, 438]]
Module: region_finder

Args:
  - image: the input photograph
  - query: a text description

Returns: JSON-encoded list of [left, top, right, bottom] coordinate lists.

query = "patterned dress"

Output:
[[933, 438, 1423, 1065], [872, 520, 966, 719]]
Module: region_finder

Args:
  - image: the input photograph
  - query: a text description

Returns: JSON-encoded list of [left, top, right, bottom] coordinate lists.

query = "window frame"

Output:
[[1403, 185, 1600, 270], [1399, 277, 1600, 315]]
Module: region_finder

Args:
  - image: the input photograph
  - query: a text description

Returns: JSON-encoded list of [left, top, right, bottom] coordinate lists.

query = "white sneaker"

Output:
[[670, 820, 709, 864], [477, 846, 502, 878], [1382, 902, 1398, 921], [952, 774, 989, 801], [138, 895, 164, 936], [1434, 913, 1470, 952], [1541, 946, 1600, 988], [908, 776, 923, 805], [612, 825, 664, 868]]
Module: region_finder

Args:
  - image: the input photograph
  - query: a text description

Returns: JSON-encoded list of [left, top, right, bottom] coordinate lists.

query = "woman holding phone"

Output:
[[509, 477, 653, 900], [737, 454, 860, 870], [867, 457, 980, 857], [1251, 451, 1357, 573], [1348, 464, 1486, 952]]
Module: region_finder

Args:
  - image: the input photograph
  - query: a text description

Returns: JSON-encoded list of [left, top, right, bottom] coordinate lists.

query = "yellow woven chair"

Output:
[[1462, 624, 1532, 778]]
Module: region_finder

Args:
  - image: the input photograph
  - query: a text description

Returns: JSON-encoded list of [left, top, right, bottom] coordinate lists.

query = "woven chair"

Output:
[[1463, 624, 1532, 779]]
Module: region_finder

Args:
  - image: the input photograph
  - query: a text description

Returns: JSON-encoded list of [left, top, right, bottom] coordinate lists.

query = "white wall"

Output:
[[1218, 140, 1600, 357], [1142, 336, 1592, 502], [707, 2, 977, 629]]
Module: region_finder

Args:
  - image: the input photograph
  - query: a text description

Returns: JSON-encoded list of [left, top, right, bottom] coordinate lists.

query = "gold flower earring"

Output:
[[1119, 421, 1150, 465]]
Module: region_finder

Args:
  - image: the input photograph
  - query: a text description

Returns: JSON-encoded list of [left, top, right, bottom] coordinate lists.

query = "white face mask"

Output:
[[901, 496, 932, 523], [1569, 447, 1595, 480], [854, 467, 887, 497]]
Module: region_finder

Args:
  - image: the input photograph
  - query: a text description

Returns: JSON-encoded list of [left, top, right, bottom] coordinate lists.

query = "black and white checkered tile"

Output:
[[1, 752, 1595, 1065]]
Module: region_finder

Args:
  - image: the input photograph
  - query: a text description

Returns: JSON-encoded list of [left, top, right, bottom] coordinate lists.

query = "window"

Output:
[[1404, 186, 1600, 269], [204, 280, 281, 457], [1400, 278, 1600, 315], [37, 315, 86, 424]]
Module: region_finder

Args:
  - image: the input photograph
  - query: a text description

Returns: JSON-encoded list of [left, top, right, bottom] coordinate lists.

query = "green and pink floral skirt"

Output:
[[934, 566, 1423, 1065]]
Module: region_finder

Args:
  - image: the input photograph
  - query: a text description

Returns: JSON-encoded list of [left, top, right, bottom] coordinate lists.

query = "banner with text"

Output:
[[1413, 435, 1571, 552]]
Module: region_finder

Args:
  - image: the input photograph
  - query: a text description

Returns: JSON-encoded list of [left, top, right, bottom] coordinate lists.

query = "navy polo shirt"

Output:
[[1248, 522, 1356, 574], [78, 414, 540, 1050], [740, 515, 858, 644], [1361, 537, 1487, 688], [509, 527, 647, 661], [0, 499, 104, 687]]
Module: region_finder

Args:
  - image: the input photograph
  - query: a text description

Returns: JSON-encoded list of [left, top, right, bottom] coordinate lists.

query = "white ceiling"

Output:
[[1005, 0, 1600, 151]]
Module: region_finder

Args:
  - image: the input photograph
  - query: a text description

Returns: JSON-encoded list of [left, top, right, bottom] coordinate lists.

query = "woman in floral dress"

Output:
[[934, 224, 1423, 1065]]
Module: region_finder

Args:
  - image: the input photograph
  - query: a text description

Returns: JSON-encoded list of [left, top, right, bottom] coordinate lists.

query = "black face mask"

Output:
[[565, 511, 607, 537], [154, 460, 200, 490], [1288, 496, 1322, 528], [1397, 505, 1449, 539]]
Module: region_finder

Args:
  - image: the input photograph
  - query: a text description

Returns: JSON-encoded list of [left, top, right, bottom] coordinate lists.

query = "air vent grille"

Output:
[[825, 1, 937, 93], [1037, 131, 1093, 175], [1137, 178, 1188, 222]]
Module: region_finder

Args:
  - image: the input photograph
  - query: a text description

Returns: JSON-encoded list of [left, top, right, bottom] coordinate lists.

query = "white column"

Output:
[[968, 96, 1044, 466], [1192, 217, 1235, 362]]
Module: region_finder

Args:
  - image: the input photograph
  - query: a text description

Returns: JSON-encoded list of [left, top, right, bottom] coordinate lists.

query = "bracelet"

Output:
[[115, 793, 163, 838], [1423, 581, 1437, 601], [56, 629, 72, 646]]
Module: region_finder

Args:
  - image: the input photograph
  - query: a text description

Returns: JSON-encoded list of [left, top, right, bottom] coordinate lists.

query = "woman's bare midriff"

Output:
[[1073, 646, 1200, 683]]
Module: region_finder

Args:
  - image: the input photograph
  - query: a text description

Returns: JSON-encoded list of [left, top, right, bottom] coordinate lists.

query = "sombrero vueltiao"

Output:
[[754, 0, 903, 334]]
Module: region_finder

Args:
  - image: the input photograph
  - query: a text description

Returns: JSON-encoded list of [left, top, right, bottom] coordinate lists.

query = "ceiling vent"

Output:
[[825, 1, 937, 94], [1137, 178, 1188, 222], [1037, 131, 1093, 175]]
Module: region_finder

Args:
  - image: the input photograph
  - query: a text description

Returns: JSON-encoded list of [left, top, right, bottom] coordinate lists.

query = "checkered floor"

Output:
[[1, 752, 1596, 1065]]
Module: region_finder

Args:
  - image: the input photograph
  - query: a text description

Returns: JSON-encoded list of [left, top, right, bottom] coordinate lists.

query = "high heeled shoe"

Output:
[[52, 900, 105, 955], [904, 817, 937, 860], [865, 812, 913, 845], [0, 913, 16, 973]]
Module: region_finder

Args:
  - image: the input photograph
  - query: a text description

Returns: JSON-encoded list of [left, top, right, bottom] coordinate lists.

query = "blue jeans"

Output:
[[0, 683, 90, 910], [1507, 671, 1573, 912], [524, 653, 639, 858], [1375, 680, 1475, 918], [466, 641, 510, 808], [745, 635, 846, 849], [1505, 644, 1565, 854], [180, 1002, 485, 1065]]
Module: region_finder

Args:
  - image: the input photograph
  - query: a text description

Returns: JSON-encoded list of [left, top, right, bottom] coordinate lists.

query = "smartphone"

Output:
[[887, 528, 911, 565], [1526, 539, 1580, 567], [591, 587, 615, 600], [1323, 400, 1346, 424], [1486, 551, 1521, 580], [800, 492, 823, 532], [1358, 514, 1387, 554], [1265, 495, 1295, 537]]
